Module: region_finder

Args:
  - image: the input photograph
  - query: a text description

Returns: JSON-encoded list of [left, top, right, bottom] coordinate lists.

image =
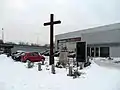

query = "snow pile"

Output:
[[84, 61, 120, 90], [0, 55, 120, 90]]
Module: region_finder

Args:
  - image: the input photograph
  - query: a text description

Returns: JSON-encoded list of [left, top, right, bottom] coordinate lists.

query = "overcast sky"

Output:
[[0, 0, 120, 45]]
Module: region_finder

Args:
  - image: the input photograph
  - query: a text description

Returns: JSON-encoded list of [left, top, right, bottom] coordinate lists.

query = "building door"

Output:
[[87, 47, 90, 56]]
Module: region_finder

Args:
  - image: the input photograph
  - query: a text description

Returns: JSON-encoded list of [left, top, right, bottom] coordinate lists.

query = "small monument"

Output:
[[59, 46, 68, 67]]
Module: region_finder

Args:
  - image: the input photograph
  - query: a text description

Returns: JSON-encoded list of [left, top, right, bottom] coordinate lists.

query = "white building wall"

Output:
[[82, 29, 120, 44]]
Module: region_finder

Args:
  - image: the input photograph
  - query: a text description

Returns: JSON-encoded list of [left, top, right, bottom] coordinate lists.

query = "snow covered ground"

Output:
[[0, 54, 120, 90], [94, 57, 120, 69]]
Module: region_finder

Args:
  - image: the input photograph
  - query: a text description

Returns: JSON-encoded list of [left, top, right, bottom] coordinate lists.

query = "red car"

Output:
[[21, 52, 45, 62]]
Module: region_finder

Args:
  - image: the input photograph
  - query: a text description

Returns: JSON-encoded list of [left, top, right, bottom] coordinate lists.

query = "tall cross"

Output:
[[44, 14, 61, 65]]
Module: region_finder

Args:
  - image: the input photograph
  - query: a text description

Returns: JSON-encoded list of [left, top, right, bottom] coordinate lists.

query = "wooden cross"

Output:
[[44, 14, 61, 65]]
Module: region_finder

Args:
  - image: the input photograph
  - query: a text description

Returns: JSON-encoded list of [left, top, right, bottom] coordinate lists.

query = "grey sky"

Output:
[[0, 0, 120, 45]]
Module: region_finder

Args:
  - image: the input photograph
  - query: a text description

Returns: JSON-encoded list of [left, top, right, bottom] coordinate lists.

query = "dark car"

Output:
[[44, 50, 50, 56], [12, 52, 25, 61], [68, 52, 76, 58], [40, 50, 49, 55], [54, 51, 60, 57]]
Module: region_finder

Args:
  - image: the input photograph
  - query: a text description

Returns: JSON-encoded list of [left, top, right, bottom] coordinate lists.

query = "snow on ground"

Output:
[[94, 57, 120, 69], [0, 54, 120, 90]]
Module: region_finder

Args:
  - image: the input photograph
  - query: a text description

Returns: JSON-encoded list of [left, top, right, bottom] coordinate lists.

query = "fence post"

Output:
[[42, 60, 44, 65], [67, 66, 73, 76], [51, 64, 55, 74], [38, 63, 42, 71], [28, 60, 31, 68]]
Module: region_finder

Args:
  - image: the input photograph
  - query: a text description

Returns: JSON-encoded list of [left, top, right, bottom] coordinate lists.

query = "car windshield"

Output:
[[34, 52, 39, 54], [32, 52, 39, 56], [20, 53, 25, 56]]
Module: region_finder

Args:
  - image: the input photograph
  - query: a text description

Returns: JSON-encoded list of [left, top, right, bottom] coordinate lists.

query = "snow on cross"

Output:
[[0, 54, 120, 90]]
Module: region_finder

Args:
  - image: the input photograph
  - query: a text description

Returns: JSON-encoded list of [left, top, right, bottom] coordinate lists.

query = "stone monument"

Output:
[[59, 46, 68, 67]]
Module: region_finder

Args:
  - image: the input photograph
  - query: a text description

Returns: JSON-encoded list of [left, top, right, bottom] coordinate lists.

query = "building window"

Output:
[[95, 47, 99, 57], [87, 47, 90, 56], [91, 47, 95, 57], [100, 47, 109, 57]]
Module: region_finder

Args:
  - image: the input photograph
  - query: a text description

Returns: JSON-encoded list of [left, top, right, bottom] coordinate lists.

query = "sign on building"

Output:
[[57, 37, 81, 51]]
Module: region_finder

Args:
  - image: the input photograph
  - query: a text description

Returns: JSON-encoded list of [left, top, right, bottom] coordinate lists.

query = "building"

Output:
[[55, 23, 120, 57]]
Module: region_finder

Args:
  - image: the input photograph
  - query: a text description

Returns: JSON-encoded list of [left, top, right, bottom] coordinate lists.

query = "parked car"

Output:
[[40, 50, 49, 55], [21, 52, 45, 62], [12, 52, 25, 61], [54, 51, 60, 57], [0, 50, 4, 54], [68, 52, 76, 58], [44, 51, 50, 56], [11, 50, 25, 56]]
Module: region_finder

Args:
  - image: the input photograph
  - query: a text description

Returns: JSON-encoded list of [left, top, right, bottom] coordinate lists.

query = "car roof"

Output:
[[25, 52, 39, 54], [17, 50, 25, 52]]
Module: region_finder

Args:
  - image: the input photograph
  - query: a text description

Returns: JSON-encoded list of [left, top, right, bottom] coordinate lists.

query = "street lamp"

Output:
[[2, 28, 4, 43], [35, 33, 40, 45]]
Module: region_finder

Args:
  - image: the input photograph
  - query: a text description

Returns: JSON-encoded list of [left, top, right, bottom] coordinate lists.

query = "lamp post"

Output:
[[35, 33, 40, 45], [2, 28, 4, 43]]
